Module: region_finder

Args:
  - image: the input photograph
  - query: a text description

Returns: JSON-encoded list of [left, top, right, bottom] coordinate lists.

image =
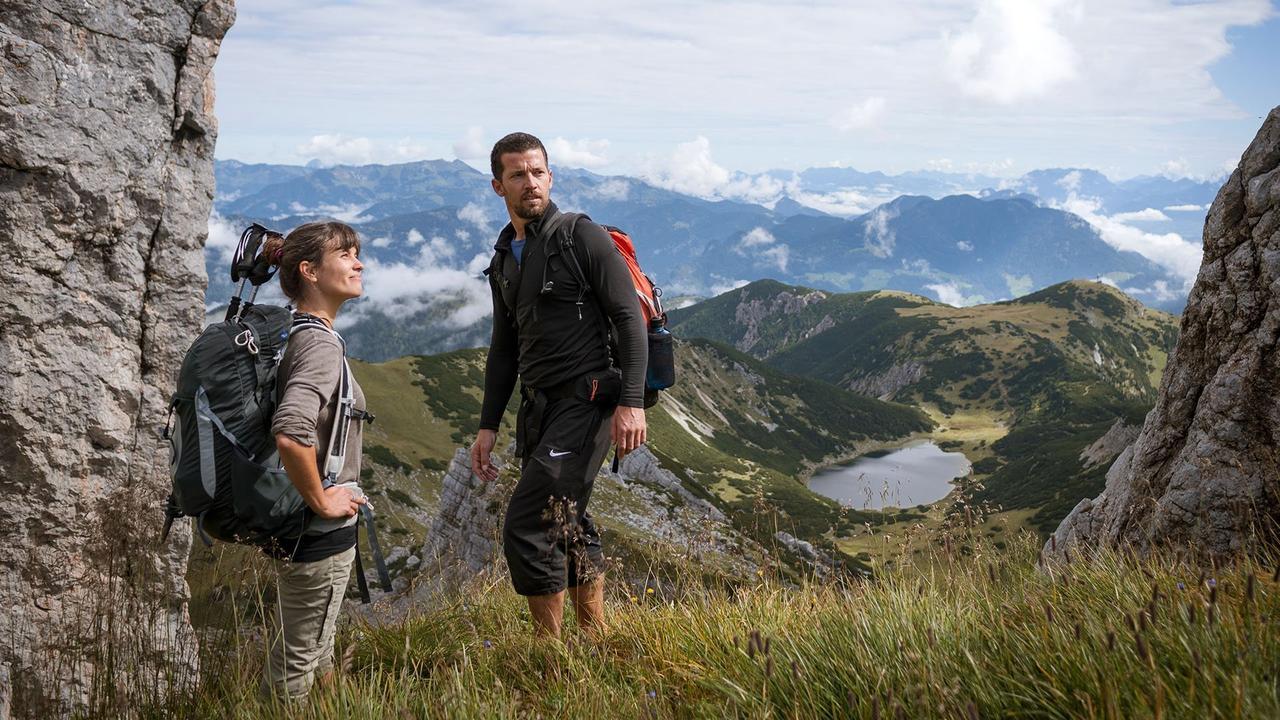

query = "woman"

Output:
[[259, 220, 368, 700]]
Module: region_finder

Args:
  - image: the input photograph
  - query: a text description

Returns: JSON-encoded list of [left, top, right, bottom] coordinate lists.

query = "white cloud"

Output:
[[349, 249, 492, 327], [549, 137, 611, 169], [1122, 279, 1180, 303], [453, 126, 488, 162], [944, 0, 1080, 104], [1057, 169, 1083, 193], [587, 178, 631, 202], [786, 184, 885, 217], [734, 227, 788, 272], [1057, 193, 1201, 286], [1164, 204, 1205, 212], [406, 229, 426, 246], [370, 236, 392, 249], [926, 281, 988, 307], [294, 134, 433, 167], [1003, 272, 1034, 297], [956, 240, 975, 252], [834, 97, 887, 131], [1111, 208, 1171, 223], [1160, 158, 1191, 178], [640, 137, 784, 204], [740, 227, 776, 248], [709, 277, 751, 296], [296, 134, 375, 166], [458, 202, 494, 235], [863, 206, 898, 258], [206, 211, 241, 263]]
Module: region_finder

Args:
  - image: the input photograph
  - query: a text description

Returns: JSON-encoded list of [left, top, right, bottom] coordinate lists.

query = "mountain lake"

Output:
[[808, 441, 972, 510]]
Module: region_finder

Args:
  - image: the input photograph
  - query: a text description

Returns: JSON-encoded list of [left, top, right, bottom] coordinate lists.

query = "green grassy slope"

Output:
[[347, 338, 931, 569], [174, 533, 1280, 720]]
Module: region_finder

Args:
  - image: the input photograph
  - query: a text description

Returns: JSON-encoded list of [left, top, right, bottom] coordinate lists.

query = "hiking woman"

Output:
[[258, 221, 368, 699]]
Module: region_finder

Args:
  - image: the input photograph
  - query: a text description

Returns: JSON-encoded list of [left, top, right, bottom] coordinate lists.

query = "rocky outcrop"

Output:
[[616, 446, 727, 523], [848, 361, 927, 401], [1078, 420, 1140, 470], [734, 289, 827, 355], [1048, 108, 1280, 562], [0, 1, 233, 716], [421, 448, 508, 577]]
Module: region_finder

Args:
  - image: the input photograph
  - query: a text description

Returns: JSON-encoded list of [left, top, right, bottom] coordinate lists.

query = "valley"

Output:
[[329, 277, 1178, 589]]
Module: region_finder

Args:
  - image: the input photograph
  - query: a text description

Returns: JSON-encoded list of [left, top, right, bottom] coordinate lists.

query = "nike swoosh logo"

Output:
[[548, 449, 573, 458]]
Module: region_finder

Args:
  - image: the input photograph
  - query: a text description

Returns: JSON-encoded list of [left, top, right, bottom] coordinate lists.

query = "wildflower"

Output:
[[482, 640, 492, 649], [647, 690, 657, 699], [630, 595, 638, 603], [646, 587, 655, 595], [1207, 578, 1217, 588], [1177, 582, 1185, 591]]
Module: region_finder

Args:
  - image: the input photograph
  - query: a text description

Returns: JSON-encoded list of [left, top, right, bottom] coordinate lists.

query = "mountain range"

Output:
[[208, 158, 1213, 362]]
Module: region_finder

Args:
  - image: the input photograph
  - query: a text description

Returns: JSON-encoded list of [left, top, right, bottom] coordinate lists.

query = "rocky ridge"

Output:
[[0, 2, 234, 715], [1048, 108, 1280, 561]]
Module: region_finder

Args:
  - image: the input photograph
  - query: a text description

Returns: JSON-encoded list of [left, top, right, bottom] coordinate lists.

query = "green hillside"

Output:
[[346, 338, 932, 576], [668, 279, 1181, 532]]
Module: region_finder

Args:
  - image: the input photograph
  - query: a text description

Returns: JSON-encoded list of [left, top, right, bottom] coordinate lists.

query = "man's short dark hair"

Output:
[[490, 132, 548, 180]]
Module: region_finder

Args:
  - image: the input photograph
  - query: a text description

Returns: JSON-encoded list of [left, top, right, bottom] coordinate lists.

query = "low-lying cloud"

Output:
[[550, 137, 611, 169], [863, 206, 898, 258], [925, 281, 988, 307], [734, 227, 789, 272], [1111, 208, 1170, 223], [346, 245, 492, 328], [1057, 194, 1201, 286]]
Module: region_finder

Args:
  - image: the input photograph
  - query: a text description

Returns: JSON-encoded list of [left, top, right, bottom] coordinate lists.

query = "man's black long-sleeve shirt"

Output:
[[479, 203, 647, 431]]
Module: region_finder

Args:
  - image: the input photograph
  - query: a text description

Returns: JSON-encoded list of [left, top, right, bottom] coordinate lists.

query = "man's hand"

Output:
[[313, 485, 365, 520], [470, 429, 499, 481], [611, 405, 647, 457]]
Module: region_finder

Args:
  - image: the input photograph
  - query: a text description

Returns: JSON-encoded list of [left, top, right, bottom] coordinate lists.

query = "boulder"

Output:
[[1048, 108, 1280, 562], [0, 1, 233, 715]]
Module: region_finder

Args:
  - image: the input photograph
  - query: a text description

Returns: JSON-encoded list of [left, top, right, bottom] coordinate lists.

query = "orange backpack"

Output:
[[558, 214, 676, 407]]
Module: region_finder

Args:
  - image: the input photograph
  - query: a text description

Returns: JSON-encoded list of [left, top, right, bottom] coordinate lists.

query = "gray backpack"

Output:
[[162, 224, 390, 600]]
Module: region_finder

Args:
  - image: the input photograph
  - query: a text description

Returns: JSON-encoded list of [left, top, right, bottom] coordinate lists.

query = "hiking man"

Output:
[[470, 132, 647, 638]]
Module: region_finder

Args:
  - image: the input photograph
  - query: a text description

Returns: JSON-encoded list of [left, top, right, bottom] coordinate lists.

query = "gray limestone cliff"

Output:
[[0, 1, 234, 716], [1048, 108, 1280, 562]]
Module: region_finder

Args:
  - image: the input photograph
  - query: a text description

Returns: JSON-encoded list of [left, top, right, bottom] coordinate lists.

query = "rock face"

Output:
[[0, 1, 233, 716], [421, 448, 509, 577], [1048, 108, 1280, 562]]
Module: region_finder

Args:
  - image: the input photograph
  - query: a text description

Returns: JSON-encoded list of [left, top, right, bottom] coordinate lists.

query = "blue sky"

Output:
[[213, 0, 1278, 182]]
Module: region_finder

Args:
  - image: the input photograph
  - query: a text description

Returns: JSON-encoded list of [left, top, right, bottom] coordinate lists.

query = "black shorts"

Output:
[[503, 388, 613, 596]]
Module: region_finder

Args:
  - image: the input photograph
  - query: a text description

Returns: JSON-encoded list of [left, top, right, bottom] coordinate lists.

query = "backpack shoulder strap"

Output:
[[287, 315, 354, 484]]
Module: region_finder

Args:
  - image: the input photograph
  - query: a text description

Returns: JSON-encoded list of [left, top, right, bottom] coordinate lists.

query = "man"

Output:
[[470, 132, 647, 638]]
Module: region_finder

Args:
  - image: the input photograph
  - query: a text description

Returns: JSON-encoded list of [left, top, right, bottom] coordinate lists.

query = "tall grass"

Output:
[[165, 531, 1280, 719]]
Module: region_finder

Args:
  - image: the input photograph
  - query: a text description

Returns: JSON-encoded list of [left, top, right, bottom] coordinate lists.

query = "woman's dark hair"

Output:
[[490, 132, 548, 180], [261, 221, 361, 301]]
